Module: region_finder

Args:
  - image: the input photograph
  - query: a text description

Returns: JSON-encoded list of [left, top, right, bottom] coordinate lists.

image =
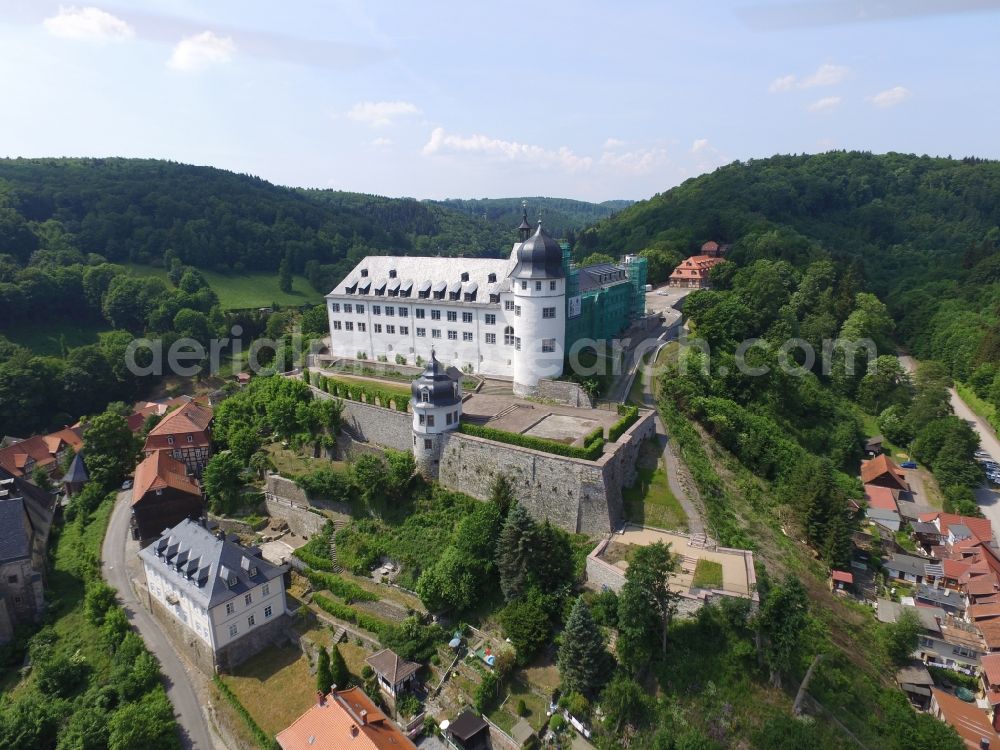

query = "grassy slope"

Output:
[[124, 263, 322, 309], [957, 382, 1000, 432], [662, 399, 907, 746], [4, 319, 114, 357]]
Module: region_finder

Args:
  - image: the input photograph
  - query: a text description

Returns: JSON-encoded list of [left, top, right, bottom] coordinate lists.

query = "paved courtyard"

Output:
[[462, 391, 623, 446], [599, 524, 755, 598]]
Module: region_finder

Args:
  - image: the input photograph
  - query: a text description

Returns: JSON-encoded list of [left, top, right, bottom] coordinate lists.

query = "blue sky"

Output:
[[1, 1, 999, 201]]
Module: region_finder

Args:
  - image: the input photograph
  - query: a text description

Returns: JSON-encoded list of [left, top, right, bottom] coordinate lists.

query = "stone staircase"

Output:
[[331, 625, 347, 644], [328, 519, 347, 574]]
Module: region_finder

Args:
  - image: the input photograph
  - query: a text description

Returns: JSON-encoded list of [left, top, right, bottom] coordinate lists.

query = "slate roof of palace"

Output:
[[0, 469, 54, 564], [139, 518, 285, 609], [327, 253, 518, 302]]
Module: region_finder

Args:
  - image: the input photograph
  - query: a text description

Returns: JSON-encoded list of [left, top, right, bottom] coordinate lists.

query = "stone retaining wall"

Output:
[[535, 378, 593, 408]]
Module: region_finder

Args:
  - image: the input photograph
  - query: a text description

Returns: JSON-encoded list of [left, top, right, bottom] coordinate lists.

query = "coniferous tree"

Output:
[[497, 504, 535, 601], [278, 251, 293, 293], [822, 500, 853, 570], [329, 644, 349, 689], [558, 597, 608, 697], [316, 646, 333, 693], [489, 473, 516, 518]]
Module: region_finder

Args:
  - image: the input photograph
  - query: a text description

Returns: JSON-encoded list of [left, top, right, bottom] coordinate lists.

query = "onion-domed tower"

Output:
[[509, 221, 566, 396], [411, 351, 462, 478]]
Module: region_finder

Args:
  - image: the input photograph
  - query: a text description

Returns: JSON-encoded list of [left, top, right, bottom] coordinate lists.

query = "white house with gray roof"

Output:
[[326, 215, 569, 397], [139, 518, 288, 670]]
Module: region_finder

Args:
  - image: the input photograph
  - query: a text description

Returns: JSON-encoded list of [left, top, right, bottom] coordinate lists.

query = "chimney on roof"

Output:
[[317, 691, 325, 706], [330, 684, 337, 695], [360, 710, 368, 726], [351, 725, 359, 737], [980, 738, 990, 750]]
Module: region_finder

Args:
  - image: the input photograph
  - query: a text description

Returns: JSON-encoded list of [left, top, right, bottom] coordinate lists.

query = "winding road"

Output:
[[899, 354, 1000, 537], [101, 490, 218, 750]]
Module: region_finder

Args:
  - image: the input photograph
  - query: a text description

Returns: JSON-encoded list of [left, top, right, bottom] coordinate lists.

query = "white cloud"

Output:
[[770, 63, 849, 93], [603, 137, 626, 150], [422, 127, 593, 172], [168, 31, 236, 72], [599, 147, 670, 175], [43, 6, 134, 41], [869, 86, 911, 108], [768, 74, 797, 93], [691, 138, 710, 154], [801, 63, 849, 88], [807, 96, 842, 113], [370, 137, 393, 148], [347, 101, 420, 127]]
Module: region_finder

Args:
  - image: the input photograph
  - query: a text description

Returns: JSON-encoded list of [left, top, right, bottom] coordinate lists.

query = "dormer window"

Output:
[[249, 565, 258, 577], [421, 388, 430, 403], [460, 272, 469, 282], [360, 269, 368, 277], [389, 269, 397, 278], [228, 574, 237, 588], [488, 273, 497, 283]]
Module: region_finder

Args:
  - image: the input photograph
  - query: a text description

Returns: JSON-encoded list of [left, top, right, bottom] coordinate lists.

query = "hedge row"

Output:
[[310, 371, 410, 413], [583, 425, 604, 450], [213, 676, 280, 750], [303, 569, 379, 603], [609, 405, 640, 443], [458, 422, 604, 461], [293, 546, 335, 572], [312, 593, 392, 638]]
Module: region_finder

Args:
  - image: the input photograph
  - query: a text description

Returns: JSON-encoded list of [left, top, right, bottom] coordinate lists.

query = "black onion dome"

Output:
[[512, 223, 565, 279], [411, 351, 461, 406]]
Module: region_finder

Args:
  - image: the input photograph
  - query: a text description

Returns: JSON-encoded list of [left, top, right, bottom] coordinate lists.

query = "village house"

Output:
[[0, 469, 55, 643], [830, 570, 854, 595], [884, 553, 933, 584], [131, 451, 204, 545], [276, 687, 417, 750], [981, 653, 1000, 731], [930, 687, 1000, 748], [446, 710, 491, 750], [365, 648, 421, 698], [0, 426, 83, 479], [860, 454, 910, 492], [142, 401, 213, 477], [895, 662, 935, 710], [862, 435, 884, 457], [667, 254, 726, 289], [139, 518, 288, 672]]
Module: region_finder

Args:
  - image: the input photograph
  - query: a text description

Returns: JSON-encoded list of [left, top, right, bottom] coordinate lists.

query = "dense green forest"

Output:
[[431, 196, 631, 238], [582, 151, 1000, 393]]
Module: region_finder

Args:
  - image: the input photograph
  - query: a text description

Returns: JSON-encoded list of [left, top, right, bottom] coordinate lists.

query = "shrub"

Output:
[[608, 405, 640, 443], [516, 698, 528, 717], [302, 569, 378, 603], [549, 714, 566, 733], [458, 423, 604, 461], [312, 594, 392, 638]]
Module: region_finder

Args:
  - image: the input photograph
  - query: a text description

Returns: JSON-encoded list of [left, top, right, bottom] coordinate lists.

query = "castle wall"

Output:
[[535, 378, 593, 408], [311, 388, 412, 452]]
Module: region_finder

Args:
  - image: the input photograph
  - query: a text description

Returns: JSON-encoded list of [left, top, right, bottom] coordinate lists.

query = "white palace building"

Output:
[[326, 214, 567, 396]]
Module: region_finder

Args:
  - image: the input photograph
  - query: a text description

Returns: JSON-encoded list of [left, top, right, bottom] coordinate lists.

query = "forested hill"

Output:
[[578, 151, 1000, 382], [0, 159, 624, 296], [429, 196, 632, 239]]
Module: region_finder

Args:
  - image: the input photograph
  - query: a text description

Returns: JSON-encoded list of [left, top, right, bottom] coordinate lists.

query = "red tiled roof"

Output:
[[979, 619, 1000, 650], [143, 402, 213, 453], [931, 687, 1000, 748], [132, 451, 201, 506], [863, 484, 899, 512], [919, 512, 993, 545], [965, 575, 1000, 597], [0, 426, 83, 477], [831, 570, 854, 584], [277, 687, 416, 750], [942, 558, 972, 580], [969, 603, 1000, 621], [860, 455, 909, 490], [979, 654, 1000, 685]]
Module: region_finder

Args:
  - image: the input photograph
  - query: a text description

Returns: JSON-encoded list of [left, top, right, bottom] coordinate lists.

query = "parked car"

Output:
[[121, 479, 132, 490], [901, 461, 918, 469]]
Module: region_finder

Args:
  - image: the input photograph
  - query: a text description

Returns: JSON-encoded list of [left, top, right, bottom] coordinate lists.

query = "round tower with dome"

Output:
[[509, 219, 566, 397], [410, 351, 462, 477]]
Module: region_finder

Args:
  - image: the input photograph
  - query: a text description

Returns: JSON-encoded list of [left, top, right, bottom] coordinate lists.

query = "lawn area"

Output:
[[691, 559, 723, 589], [622, 440, 688, 531], [3, 318, 113, 356], [264, 442, 348, 477], [222, 644, 317, 738], [125, 263, 322, 309]]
